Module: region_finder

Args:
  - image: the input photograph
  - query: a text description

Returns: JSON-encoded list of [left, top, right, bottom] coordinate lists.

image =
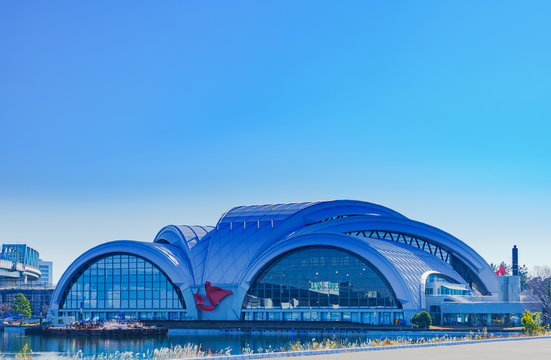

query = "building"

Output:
[[0, 287, 54, 318], [38, 259, 53, 287], [49, 200, 531, 326], [0, 244, 41, 287], [0, 244, 54, 319]]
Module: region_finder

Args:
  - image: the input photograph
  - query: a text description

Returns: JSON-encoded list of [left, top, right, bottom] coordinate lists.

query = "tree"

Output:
[[411, 311, 431, 328], [490, 261, 529, 290], [490, 261, 511, 276], [526, 270, 551, 325], [533, 265, 551, 279], [0, 303, 12, 315], [12, 293, 31, 319], [519, 264, 530, 291]]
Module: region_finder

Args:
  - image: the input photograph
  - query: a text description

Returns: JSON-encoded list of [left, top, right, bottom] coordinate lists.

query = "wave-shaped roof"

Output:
[[217, 200, 407, 227], [154, 225, 213, 249], [359, 236, 466, 307], [217, 202, 320, 224], [51, 199, 499, 319]]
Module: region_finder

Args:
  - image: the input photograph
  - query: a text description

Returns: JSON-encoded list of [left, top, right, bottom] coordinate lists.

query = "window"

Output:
[[60, 254, 185, 317], [243, 246, 399, 317]]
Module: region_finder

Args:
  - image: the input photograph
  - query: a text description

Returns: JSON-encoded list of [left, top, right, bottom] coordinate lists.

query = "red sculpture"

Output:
[[495, 265, 506, 277], [193, 281, 233, 311]]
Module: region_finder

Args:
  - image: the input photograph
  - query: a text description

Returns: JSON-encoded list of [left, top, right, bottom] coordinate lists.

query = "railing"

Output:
[[0, 259, 15, 270], [0, 260, 41, 279], [0, 284, 55, 290], [24, 265, 42, 277]]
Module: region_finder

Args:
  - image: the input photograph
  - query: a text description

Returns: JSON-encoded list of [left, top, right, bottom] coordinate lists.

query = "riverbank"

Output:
[[1, 328, 546, 359], [273, 336, 551, 360]]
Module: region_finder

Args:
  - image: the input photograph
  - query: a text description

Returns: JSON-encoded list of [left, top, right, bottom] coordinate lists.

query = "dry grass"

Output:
[[14, 328, 551, 360]]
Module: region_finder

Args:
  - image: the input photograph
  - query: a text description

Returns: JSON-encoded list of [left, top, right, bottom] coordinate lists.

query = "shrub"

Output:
[[521, 310, 548, 335], [411, 311, 432, 328]]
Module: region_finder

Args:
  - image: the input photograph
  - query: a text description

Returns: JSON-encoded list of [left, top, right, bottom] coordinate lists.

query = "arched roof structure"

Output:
[[50, 241, 195, 316], [50, 200, 500, 322], [237, 233, 466, 310], [153, 225, 214, 283]]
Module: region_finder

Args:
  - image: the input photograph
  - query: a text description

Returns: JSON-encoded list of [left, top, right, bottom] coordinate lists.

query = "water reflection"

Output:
[[0, 330, 519, 359]]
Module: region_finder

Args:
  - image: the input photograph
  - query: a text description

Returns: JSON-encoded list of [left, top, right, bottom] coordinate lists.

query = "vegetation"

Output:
[[16, 344, 32, 360], [491, 261, 551, 322], [527, 266, 551, 324], [0, 302, 11, 315], [521, 310, 548, 336], [411, 311, 432, 328], [12, 293, 31, 319], [491, 261, 512, 276], [67, 344, 222, 359], [67, 332, 505, 359], [490, 262, 529, 290], [13, 330, 543, 360]]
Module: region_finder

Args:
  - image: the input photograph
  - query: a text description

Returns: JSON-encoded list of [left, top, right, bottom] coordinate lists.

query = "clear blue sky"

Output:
[[1, 1, 550, 283]]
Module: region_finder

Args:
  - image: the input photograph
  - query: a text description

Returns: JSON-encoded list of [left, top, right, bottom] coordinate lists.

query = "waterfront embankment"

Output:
[[274, 336, 551, 360], [145, 320, 522, 337]]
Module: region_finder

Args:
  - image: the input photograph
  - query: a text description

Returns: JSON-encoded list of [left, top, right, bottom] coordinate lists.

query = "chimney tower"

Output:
[[512, 245, 519, 276]]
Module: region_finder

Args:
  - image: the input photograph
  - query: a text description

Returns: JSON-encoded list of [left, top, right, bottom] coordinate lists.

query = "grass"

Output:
[[11, 329, 551, 360], [66, 344, 226, 360]]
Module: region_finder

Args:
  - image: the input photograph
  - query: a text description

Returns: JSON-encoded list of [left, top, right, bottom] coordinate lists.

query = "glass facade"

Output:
[[243, 246, 400, 322], [425, 274, 469, 296], [1, 244, 39, 267], [343, 230, 489, 295], [59, 254, 186, 320], [443, 313, 521, 327]]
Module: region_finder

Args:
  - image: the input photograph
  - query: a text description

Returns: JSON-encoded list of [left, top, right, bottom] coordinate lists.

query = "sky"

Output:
[[1, 1, 550, 283]]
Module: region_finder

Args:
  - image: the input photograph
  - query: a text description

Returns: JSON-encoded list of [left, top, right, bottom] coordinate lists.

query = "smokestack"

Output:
[[512, 245, 519, 276]]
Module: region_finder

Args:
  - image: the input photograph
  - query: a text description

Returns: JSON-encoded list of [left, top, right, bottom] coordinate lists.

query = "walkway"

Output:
[[277, 337, 551, 360]]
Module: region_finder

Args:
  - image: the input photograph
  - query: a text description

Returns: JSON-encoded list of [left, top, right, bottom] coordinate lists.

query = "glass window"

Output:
[[242, 246, 399, 320], [60, 254, 186, 317]]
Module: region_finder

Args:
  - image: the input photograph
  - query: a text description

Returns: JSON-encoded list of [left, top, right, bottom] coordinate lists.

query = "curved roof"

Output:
[[202, 200, 408, 284], [153, 225, 214, 284], [358, 236, 467, 306], [154, 225, 213, 249], [217, 200, 406, 227], [50, 240, 194, 314], [237, 232, 465, 310], [286, 215, 498, 294], [218, 202, 320, 224], [50, 199, 498, 320]]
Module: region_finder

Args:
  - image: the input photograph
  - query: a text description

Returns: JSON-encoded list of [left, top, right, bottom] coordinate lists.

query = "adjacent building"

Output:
[[0, 244, 41, 287], [38, 259, 53, 287], [0, 244, 54, 319], [0, 287, 54, 317], [49, 200, 533, 326]]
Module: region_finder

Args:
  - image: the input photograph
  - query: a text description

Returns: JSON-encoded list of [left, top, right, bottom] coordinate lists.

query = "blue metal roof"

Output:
[[173, 225, 213, 249], [51, 199, 501, 321], [217, 202, 320, 225], [153, 225, 213, 249], [357, 236, 467, 308]]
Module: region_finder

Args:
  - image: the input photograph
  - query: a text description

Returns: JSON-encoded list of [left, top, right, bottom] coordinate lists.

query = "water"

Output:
[[0, 329, 520, 359]]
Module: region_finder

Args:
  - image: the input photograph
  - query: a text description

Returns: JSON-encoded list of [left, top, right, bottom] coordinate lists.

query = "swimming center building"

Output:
[[49, 200, 529, 326]]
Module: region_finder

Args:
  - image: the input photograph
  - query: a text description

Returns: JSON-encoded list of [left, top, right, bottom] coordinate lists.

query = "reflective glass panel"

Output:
[[243, 246, 399, 310], [60, 254, 185, 312]]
